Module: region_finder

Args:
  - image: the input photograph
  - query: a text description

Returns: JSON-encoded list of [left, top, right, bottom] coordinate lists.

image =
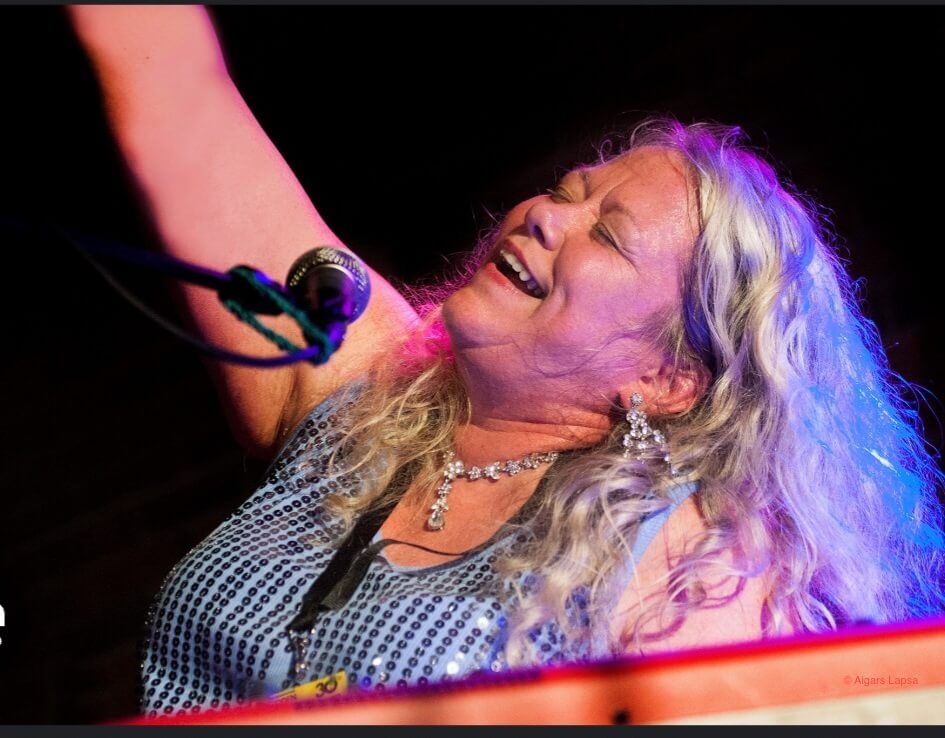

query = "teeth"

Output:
[[498, 249, 545, 298], [501, 250, 530, 279], [501, 250, 533, 281], [503, 250, 523, 270]]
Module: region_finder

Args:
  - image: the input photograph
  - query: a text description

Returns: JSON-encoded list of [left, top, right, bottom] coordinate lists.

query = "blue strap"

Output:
[[629, 480, 699, 565], [584, 480, 698, 659]]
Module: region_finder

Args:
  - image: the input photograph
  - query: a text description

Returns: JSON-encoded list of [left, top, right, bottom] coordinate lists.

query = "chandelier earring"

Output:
[[622, 392, 672, 468]]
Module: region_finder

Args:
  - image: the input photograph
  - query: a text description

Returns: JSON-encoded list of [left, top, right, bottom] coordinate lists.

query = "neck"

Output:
[[451, 367, 614, 465], [452, 410, 611, 466]]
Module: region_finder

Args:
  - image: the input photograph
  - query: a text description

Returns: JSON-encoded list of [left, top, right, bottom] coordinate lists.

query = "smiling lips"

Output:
[[494, 249, 546, 298]]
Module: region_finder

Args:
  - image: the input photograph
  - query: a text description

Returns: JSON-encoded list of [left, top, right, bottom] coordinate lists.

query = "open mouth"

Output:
[[493, 250, 546, 299]]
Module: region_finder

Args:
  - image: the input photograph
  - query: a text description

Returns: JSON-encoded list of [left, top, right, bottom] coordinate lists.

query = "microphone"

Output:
[[285, 247, 371, 347]]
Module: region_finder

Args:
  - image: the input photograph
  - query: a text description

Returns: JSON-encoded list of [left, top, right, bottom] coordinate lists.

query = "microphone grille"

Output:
[[286, 246, 371, 320]]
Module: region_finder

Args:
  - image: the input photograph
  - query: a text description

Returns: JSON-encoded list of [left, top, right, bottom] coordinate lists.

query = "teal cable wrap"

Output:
[[221, 266, 333, 357]]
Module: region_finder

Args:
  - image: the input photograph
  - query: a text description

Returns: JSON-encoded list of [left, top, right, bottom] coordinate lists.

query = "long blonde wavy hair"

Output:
[[321, 118, 945, 664]]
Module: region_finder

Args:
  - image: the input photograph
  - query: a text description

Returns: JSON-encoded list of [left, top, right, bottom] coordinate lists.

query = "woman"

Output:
[[69, 5, 945, 717]]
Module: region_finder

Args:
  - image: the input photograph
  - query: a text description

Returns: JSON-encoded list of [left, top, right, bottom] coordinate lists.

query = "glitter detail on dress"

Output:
[[139, 386, 697, 716]]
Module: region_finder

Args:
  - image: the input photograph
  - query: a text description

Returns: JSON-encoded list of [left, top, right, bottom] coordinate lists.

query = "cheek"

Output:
[[582, 269, 674, 335], [561, 258, 648, 326], [543, 275, 635, 351]]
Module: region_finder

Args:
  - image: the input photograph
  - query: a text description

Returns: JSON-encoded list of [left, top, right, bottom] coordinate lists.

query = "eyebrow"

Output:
[[579, 169, 641, 232]]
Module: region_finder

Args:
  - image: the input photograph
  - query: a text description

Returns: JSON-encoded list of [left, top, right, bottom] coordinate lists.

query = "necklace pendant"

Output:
[[427, 480, 451, 531], [427, 509, 446, 531]]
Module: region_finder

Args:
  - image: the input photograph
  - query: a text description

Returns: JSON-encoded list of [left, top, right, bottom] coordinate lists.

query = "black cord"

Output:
[[0, 214, 331, 368], [285, 451, 576, 633], [73, 240, 327, 367]]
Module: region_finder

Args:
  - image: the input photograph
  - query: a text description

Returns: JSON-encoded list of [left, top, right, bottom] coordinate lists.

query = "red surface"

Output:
[[124, 615, 945, 725]]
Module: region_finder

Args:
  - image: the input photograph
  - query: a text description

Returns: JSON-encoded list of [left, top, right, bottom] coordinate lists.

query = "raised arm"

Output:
[[68, 5, 418, 458]]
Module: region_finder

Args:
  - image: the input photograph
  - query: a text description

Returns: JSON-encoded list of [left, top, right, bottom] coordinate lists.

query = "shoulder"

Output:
[[611, 492, 768, 656]]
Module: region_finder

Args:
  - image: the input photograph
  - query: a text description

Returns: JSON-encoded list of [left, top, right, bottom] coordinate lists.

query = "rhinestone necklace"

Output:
[[426, 449, 560, 531]]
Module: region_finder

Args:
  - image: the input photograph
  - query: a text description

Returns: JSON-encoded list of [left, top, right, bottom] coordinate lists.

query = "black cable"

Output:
[[0, 213, 330, 368]]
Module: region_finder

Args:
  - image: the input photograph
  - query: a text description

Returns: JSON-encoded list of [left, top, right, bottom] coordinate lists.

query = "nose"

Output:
[[525, 199, 563, 251]]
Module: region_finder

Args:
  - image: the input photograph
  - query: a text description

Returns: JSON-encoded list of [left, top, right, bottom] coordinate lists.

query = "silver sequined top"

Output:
[[140, 387, 696, 716]]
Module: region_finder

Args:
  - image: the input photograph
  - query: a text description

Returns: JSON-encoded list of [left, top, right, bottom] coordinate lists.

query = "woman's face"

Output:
[[443, 146, 699, 420]]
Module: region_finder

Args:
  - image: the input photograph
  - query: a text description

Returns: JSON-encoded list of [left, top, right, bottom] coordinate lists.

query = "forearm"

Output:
[[68, 5, 231, 156], [68, 4, 225, 88], [67, 5, 311, 265]]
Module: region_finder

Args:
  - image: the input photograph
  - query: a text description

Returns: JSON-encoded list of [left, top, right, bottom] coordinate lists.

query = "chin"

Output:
[[441, 287, 473, 345], [441, 282, 500, 351]]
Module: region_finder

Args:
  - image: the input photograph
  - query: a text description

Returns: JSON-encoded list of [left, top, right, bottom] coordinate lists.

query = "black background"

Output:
[[0, 3, 943, 724]]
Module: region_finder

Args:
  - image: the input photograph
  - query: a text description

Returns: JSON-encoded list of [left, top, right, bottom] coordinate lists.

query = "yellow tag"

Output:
[[272, 670, 347, 701]]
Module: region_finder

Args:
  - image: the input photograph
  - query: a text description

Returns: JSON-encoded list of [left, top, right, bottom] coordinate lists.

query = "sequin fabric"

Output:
[[140, 388, 696, 716]]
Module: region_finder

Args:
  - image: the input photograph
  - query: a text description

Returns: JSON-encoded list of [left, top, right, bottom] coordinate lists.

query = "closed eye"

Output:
[[593, 223, 620, 249], [548, 183, 623, 252], [546, 186, 573, 203]]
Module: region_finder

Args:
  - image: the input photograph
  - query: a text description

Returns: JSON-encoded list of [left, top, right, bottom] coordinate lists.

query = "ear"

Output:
[[619, 361, 710, 417]]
